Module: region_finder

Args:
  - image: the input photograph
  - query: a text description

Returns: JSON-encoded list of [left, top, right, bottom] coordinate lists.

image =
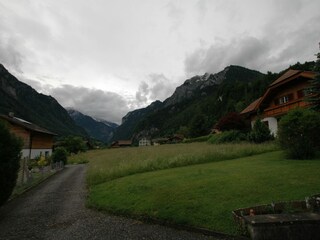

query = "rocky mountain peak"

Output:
[[164, 66, 230, 107]]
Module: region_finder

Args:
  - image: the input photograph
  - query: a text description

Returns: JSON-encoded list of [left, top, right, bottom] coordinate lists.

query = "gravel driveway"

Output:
[[0, 164, 227, 240]]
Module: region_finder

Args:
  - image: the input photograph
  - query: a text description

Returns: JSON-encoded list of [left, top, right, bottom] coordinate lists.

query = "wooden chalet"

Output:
[[111, 140, 132, 148], [241, 70, 316, 135], [0, 113, 57, 159]]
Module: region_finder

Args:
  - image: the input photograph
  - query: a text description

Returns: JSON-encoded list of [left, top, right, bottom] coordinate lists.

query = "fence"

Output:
[[16, 157, 64, 186]]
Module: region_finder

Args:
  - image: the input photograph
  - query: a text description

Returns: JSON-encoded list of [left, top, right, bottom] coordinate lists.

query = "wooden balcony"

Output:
[[262, 99, 310, 118]]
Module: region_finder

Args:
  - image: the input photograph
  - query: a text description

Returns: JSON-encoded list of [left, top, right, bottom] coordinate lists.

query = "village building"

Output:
[[0, 113, 57, 159], [241, 69, 316, 135], [138, 137, 151, 147], [110, 140, 132, 148], [152, 138, 169, 146]]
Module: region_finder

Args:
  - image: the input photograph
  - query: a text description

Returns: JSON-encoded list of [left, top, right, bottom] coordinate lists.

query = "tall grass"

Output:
[[70, 142, 278, 186], [88, 151, 320, 234]]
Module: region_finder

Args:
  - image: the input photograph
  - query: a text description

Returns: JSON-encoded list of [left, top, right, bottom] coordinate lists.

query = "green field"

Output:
[[70, 142, 320, 235], [70, 142, 277, 185]]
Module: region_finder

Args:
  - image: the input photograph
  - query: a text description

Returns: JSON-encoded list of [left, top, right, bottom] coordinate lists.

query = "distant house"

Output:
[[139, 137, 151, 147], [168, 134, 184, 144], [152, 138, 169, 146], [111, 140, 132, 148], [241, 70, 316, 135], [0, 113, 57, 159]]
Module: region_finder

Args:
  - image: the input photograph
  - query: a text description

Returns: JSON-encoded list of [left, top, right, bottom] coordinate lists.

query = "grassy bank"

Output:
[[70, 142, 278, 185], [87, 151, 320, 234]]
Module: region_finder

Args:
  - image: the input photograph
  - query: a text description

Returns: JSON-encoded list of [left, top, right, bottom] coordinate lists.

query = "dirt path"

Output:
[[0, 164, 224, 240]]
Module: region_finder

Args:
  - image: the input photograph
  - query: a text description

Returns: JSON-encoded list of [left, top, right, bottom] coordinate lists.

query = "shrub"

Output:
[[0, 121, 22, 206], [208, 130, 246, 144], [62, 136, 87, 154], [37, 155, 48, 167], [52, 147, 68, 164], [278, 108, 320, 159], [183, 135, 212, 143], [248, 119, 273, 143], [215, 112, 247, 131]]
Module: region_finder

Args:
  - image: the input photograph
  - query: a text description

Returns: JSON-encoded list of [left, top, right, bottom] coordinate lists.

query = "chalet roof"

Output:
[[118, 140, 132, 145], [269, 69, 301, 87], [111, 140, 132, 146], [0, 114, 57, 136], [269, 70, 316, 88], [240, 97, 262, 114], [241, 69, 316, 115]]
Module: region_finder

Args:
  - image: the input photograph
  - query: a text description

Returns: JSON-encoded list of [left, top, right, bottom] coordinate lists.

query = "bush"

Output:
[[183, 135, 212, 143], [0, 121, 22, 206], [208, 130, 246, 144], [52, 147, 68, 164], [215, 112, 247, 131], [248, 119, 273, 143], [278, 108, 320, 159], [62, 136, 87, 154]]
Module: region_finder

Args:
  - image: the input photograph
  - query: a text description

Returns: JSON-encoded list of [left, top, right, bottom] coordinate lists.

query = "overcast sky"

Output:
[[0, 0, 319, 124]]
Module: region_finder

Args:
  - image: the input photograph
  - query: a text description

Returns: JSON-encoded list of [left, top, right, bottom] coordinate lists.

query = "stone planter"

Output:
[[232, 194, 320, 240]]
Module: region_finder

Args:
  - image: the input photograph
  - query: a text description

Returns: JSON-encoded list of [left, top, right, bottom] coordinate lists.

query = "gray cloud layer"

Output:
[[185, 1, 320, 75], [1, 0, 320, 124], [135, 74, 176, 106], [49, 85, 130, 124]]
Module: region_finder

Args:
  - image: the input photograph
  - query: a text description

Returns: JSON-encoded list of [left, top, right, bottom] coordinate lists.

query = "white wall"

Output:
[[251, 117, 278, 136], [21, 149, 52, 159]]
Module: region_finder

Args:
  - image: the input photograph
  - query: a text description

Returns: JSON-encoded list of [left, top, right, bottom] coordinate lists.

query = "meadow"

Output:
[[69, 142, 277, 185], [70, 142, 320, 235]]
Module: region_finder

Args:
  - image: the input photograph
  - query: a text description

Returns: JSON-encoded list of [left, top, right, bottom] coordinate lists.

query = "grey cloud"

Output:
[[148, 74, 175, 101], [185, 36, 270, 75], [135, 81, 149, 105], [185, 29, 319, 76], [0, 37, 24, 73], [49, 85, 130, 124], [135, 74, 175, 105]]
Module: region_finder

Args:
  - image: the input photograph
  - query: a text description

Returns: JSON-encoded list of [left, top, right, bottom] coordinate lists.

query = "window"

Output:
[[279, 96, 289, 104], [275, 93, 293, 105]]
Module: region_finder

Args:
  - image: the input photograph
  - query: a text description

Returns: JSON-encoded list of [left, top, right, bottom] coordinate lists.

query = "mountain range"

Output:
[[0, 64, 86, 137], [67, 108, 118, 143], [1, 61, 315, 144], [0, 63, 120, 142], [113, 62, 315, 142]]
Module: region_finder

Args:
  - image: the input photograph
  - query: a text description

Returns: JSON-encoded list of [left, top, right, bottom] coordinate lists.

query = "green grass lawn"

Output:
[[86, 150, 320, 235], [69, 142, 278, 186]]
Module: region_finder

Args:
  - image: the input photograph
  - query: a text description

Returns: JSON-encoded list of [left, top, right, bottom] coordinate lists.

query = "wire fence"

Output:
[[16, 158, 64, 186]]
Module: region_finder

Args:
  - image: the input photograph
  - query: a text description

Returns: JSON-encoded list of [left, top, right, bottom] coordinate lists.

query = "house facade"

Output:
[[139, 137, 151, 147], [0, 114, 57, 159], [241, 70, 316, 135]]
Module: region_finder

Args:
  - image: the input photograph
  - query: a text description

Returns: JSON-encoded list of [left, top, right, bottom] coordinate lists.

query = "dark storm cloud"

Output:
[[49, 85, 130, 124]]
